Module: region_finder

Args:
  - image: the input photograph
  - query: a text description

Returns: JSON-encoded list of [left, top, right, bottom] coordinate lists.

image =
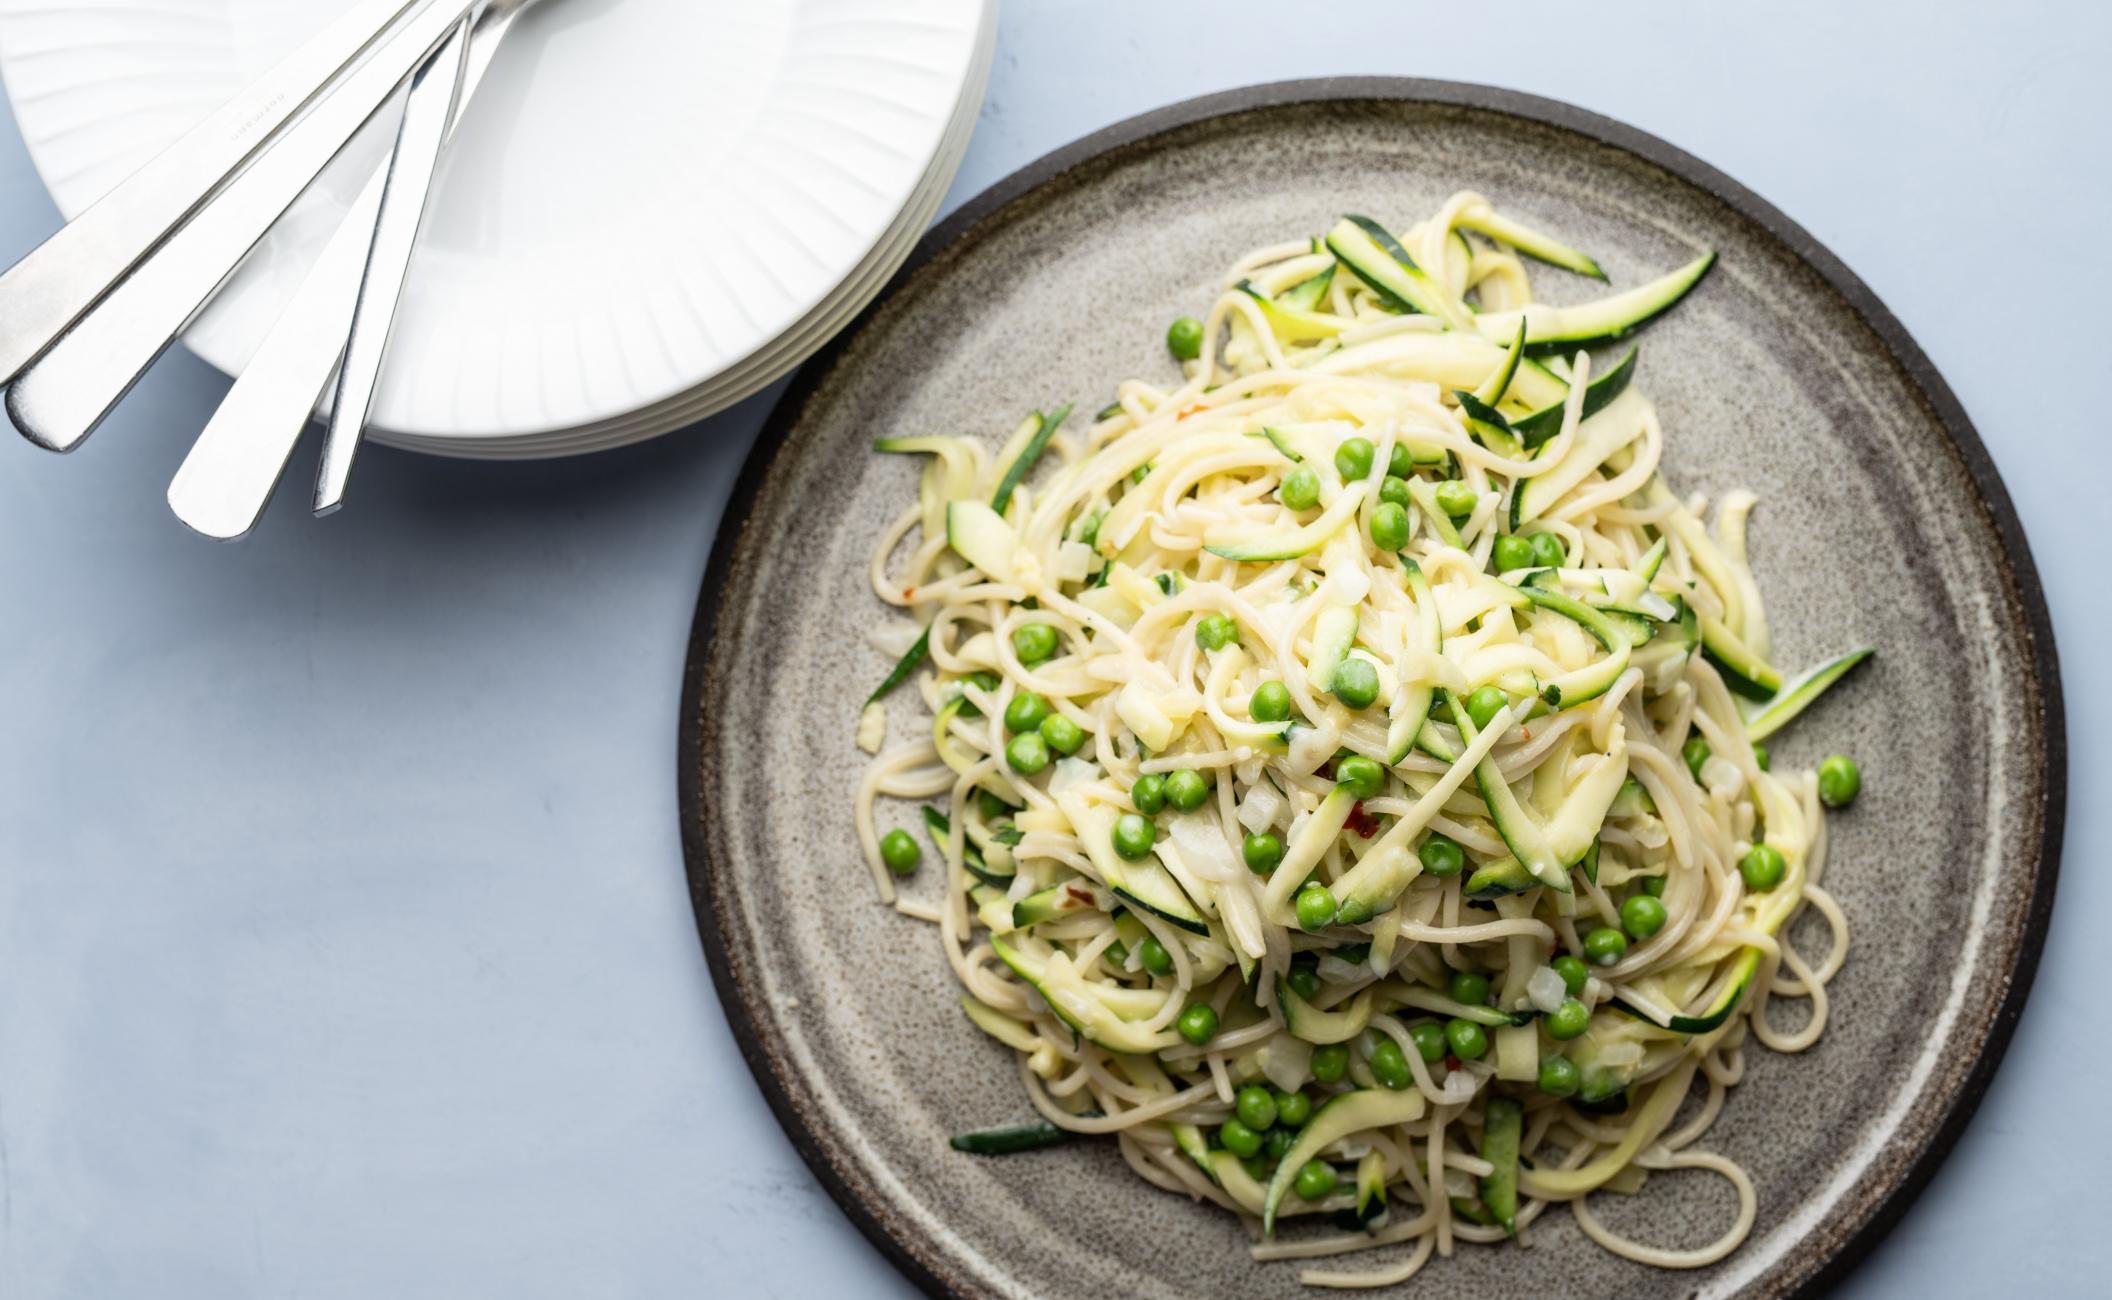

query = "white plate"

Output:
[[380, 8, 990, 459], [0, 0, 990, 442]]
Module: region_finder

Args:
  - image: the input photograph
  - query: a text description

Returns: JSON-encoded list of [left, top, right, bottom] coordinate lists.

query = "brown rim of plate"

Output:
[[676, 77, 2066, 1299]]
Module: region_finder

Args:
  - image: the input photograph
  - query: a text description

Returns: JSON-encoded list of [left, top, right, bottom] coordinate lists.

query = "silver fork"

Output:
[[166, 0, 538, 539]]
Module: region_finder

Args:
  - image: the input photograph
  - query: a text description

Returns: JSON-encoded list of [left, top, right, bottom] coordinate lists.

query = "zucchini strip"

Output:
[[991, 404, 1073, 515], [1745, 647, 1875, 741], [865, 629, 930, 704], [1456, 208, 1608, 281], [950, 1121, 1082, 1155]]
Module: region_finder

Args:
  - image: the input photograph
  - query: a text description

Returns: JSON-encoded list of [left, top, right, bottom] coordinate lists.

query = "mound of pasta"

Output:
[[855, 194, 1870, 1285]]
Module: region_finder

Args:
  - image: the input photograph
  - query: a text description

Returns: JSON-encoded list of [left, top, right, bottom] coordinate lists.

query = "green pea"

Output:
[[1177, 1003, 1219, 1046], [1195, 613, 1241, 651], [1273, 1090, 1312, 1128], [967, 670, 1001, 695], [1294, 1160, 1338, 1201], [1369, 1037, 1413, 1089], [1133, 463, 1152, 485], [1295, 884, 1338, 931], [1040, 713, 1085, 755], [1003, 692, 1051, 734], [1538, 1054, 1581, 1098], [1131, 774, 1167, 814], [1639, 875, 1667, 898], [1546, 998, 1591, 1041], [1218, 1116, 1263, 1158], [1378, 474, 1412, 509], [1465, 684, 1509, 732], [1752, 743, 1771, 772], [1445, 1018, 1490, 1060], [1447, 970, 1490, 1006], [1165, 768, 1211, 812], [1493, 535, 1535, 572], [1280, 466, 1322, 511], [1075, 511, 1102, 547], [1167, 315, 1204, 360], [1434, 479, 1478, 518], [1818, 754, 1861, 808], [1621, 893, 1667, 940], [1309, 1043, 1350, 1084], [1386, 441, 1415, 479], [1527, 531, 1566, 569], [1012, 622, 1058, 665], [1235, 1085, 1279, 1131], [1242, 832, 1284, 874], [1137, 936, 1174, 976], [1242, 1152, 1272, 1181], [1408, 1022, 1447, 1064], [1741, 843, 1787, 892], [1368, 501, 1411, 553], [1335, 754, 1384, 799], [1250, 680, 1292, 722], [1583, 927, 1628, 967], [1551, 955, 1589, 997], [1285, 964, 1321, 1002], [1112, 813, 1156, 860], [1334, 437, 1376, 481], [1005, 732, 1050, 774], [1683, 735, 1711, 780], [977, 788, 1011, 821], [879, 828, 921, 875], [1263, 1127, 1296, 1162], [1332, 658, 1380, 710], [1418, 833, 1465, 877]]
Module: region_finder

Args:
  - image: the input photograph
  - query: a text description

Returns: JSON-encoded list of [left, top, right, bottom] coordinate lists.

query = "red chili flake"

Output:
[[1344, 801, 1382, 840], [1445, 1056, 1462, 1072], [903, 587, 917, 600], [1176, 404, 1205, 421], [1065, 884, 1096, 907]]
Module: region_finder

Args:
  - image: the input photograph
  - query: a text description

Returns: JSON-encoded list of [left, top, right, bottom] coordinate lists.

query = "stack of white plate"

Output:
[[0, 0, 995, 458]]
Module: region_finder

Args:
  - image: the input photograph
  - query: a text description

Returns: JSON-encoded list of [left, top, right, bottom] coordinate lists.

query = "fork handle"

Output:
[[0, 0, 434, 389]]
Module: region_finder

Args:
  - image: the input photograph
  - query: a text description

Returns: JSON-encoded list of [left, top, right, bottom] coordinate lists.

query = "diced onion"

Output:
[[1435, 1068, 1481, 1105], [1169, 813, 1244, 883], [1056, 541, 1094, 583], [1238, 782, 1284, 834], [1527, 964, 1568, 1014], [1288, 722, 1338, 777], [1595, 1040, 1644, 1069], [868, 621, 923, 658], [1701, 756, 1744, 798], [1260, 1037, 1312, 1092]]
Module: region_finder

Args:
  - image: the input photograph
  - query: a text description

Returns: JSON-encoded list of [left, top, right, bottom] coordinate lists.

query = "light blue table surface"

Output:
[[1, 3, 2104, 1296]]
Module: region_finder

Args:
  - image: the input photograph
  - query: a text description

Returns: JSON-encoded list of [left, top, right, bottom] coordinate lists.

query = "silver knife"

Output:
[[312, 15, 472, 515]]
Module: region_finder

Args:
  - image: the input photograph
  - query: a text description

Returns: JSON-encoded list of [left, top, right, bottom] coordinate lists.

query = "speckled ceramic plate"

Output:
[[679, 81, 2064, 1299]]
